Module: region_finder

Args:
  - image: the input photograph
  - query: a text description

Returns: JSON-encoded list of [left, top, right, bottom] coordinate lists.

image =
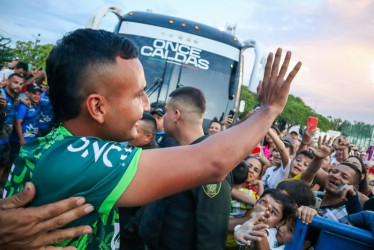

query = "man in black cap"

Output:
[[10, 83, 42, 159], [151, 107, 178, 147]]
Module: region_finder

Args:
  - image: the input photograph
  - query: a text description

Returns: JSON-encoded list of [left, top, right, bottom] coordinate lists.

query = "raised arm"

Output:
[[118, 49, 302, 207], [302, 136, 334, 184], [232, 188, 258, 206], [267, 127, 289, 168], [298, 127, 316, 154], [315, 136, 350, 188]]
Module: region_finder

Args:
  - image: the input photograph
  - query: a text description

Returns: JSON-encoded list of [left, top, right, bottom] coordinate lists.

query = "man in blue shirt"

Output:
[[0, 73, 24, 180], [10, 83, 41, 159]]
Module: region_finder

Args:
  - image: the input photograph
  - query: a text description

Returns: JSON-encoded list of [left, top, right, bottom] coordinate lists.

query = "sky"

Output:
[[1, 0, 374, 125]]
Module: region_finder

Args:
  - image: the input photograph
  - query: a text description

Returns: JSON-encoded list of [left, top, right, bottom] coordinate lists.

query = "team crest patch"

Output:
[[202, 183, 222, 198]]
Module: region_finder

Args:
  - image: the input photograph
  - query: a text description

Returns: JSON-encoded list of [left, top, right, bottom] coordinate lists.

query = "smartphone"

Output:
[[307, 116, 318, 131], [251, 146, 261, 155], [228, 110, 235, 118]]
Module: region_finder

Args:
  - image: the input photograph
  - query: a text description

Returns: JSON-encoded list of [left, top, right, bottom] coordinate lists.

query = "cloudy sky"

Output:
[[1, 0, 374, 124]]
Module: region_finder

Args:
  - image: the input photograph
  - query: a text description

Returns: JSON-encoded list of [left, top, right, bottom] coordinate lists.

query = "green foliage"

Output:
[[0, 35, 15, 63], [13, 41, 53, 70], [238, 87, 258, 118], [276, 94, 311, 131], [238, 89, 373, 135], [314, 114, 330, 132]]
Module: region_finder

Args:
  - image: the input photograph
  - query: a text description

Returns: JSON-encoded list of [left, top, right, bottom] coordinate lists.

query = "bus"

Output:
[[86, 5, 267, 129]]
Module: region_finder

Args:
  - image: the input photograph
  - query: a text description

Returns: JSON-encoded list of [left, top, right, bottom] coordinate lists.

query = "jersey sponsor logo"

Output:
[[202, 183, 222, 198], [67, 137, 131, 167], [140, 39, 210, 70]]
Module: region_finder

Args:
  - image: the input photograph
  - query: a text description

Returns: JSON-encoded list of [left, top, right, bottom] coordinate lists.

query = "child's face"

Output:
[[271, 149, 282, 167], [275, 219, 294, 245], [289, 154, 311, 177], [257, 194, 283, 228]]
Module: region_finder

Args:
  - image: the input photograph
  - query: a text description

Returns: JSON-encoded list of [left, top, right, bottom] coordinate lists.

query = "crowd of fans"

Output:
[[205, 109, 374, 249], [0, 60, 53, 185], [0, 29, 373, 250]]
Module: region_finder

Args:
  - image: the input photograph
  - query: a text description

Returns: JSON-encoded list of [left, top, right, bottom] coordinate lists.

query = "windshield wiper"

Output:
[[146, 60, 168, 99], [146, 78, 163, 96]]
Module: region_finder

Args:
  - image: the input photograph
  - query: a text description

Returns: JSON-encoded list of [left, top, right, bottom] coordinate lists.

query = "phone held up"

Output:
[[228, 110, 235, 118], [251, 146, 262, 156], [307, 116, 318, 131]]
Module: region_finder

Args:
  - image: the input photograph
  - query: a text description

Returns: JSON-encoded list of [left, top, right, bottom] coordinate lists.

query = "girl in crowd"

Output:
[[262, 125, 281, 159]]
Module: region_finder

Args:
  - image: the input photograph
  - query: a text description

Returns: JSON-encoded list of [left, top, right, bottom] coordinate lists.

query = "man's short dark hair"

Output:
[[7, 73, 23, 80], [260, 189, 295, 221], [14, 62, 28, 72], [141, 112, 157, 137], [277, 179, 316, 207], [46, 29, 139, 122], [168, 86, 206, 115], [295, 150, 314, 160], [232, 161, 249, 185]]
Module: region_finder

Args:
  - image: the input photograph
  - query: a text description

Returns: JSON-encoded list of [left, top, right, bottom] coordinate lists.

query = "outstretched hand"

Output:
[[297, 206, 317, 224], [257, 48, 302, 116], [0, 182, 93, 249], [302, 127, 317, 146], [333, 136, 350, 150], [309, 135, 334, 159]]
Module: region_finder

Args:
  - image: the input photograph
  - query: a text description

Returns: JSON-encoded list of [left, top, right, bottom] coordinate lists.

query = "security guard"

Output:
[[139, 87, 233, 250]]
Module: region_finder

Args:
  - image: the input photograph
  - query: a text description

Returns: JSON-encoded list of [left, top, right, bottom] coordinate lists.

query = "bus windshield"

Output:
[[119, 19, 241, 122]]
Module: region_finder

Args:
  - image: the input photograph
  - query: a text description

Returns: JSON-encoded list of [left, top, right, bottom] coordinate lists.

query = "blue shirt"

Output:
[[0, 88, 17, 144], [11, 103, 40, 143], [38, 91, 53, 129]]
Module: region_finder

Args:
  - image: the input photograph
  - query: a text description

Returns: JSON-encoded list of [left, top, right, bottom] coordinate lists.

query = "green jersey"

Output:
[[4, 126, 141, 249]]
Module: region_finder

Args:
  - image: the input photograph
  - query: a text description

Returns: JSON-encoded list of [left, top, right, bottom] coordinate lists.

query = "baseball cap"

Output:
[[151, 107, 165, 116], [27, 83, 42, 93], [282, 136, 295, 146]]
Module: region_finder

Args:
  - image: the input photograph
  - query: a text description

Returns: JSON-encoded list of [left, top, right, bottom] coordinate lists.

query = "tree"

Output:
[[314, 114, 330, 132], [13, 40, 53, 70], [276, 94, 311, 131], [327, 116, 342, 131], [0, 35, 15, 64], [238, 87, 258, 117]]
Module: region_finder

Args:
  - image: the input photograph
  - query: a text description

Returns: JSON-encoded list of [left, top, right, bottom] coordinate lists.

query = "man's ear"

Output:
[[144, 132, 153, 143], [86, 94, 105, 124], [175, 109, 182, 122]]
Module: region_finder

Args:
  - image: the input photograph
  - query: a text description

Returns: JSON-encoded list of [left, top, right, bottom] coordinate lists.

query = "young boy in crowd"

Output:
[[233, 189, 295, 249], [262, 128, 293, 189], [235, 183, 318, 249]]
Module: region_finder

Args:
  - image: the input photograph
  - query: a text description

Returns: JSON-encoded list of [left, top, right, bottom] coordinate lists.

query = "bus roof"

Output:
[[122, 11, 242, 49]]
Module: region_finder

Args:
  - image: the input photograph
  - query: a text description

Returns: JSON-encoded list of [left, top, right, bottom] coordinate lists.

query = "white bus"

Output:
[[87, 5, 266, 129]]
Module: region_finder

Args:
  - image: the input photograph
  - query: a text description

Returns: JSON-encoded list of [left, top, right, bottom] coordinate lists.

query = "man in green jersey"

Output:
[[3, 28, 301, 249]]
